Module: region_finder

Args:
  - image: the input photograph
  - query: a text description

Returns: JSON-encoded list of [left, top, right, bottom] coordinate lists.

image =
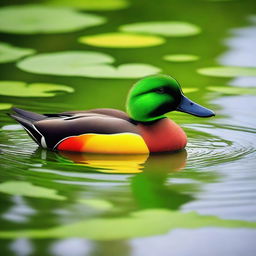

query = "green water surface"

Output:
[[0, 0, 256, 255]]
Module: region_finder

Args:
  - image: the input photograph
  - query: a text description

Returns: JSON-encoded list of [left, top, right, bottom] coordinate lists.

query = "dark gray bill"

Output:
[[177, 95, 215, 117]]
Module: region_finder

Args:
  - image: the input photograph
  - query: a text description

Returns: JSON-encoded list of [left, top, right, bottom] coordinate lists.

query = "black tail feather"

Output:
[[12, 107, 46, 122], [8, 112, 43, 146], [8, 113, 33, 129]]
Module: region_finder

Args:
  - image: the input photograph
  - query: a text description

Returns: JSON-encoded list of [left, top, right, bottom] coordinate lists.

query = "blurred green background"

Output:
[[0, 0, 256, 255]]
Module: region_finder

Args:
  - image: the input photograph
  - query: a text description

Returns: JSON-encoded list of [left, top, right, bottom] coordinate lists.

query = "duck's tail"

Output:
[[8, 108, 47, 147]]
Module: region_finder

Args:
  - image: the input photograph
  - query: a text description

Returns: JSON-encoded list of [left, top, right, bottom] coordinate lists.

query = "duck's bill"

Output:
[[176, 96, 215, 117]]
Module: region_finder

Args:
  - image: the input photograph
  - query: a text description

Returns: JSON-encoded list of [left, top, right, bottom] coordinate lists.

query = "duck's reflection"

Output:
[[33, 148, 189, 211], [59, 152, 148, 173], [58, 150, 187, 174], [130, 151, 190, 210], [59, 150, 189, 210]]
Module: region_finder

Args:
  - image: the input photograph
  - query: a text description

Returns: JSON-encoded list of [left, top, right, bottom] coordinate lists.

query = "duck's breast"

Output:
[[138, 118, 187, 153]]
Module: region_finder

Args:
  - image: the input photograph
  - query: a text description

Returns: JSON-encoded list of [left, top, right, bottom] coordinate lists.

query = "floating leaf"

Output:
[[0, 209, 255, 239], [46, 0, 129, 11], [79, 33, 165, 48], [120, 21, 201, 37], [207, 86, 256, 95], [0, 81, 74, 97], [17, 51, 114, 76], [69, 64, 161, 78], [198, 66, 256, 77], [0, 181, 65, 200], [182, 88, 199, 93], [0, 42, 35, 63], [17, 51, 161, 78], [78, 199, 113, 210], [163, 54, 199, 62], [0, 5, 106, 34], [0, 103, 12, 110]]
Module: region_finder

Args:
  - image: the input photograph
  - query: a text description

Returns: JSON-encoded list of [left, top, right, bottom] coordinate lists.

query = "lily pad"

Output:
[[197, 66, 256, 77], [78, 199, 113, 210], [70, 63, 161, 79], [0, 5, 106, 34], [207, 86, 256, 95], [0, 103, 12, 110], [182, 88, 199, 93], [0, 209, 255, 239], [0, 42, 35, 63], [79, 33, 165, 48], [120, 21, 201, 37], [17, 51, 114, 76], [46, 0, 129, 11], [17, 51, 161, 79], [0, 81, 74, 97], [163, 54, 199, 62], [0, 181, 65, 200]]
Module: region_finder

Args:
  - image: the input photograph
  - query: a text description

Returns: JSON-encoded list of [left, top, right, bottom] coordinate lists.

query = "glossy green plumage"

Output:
[[126, 75, 182, 122]]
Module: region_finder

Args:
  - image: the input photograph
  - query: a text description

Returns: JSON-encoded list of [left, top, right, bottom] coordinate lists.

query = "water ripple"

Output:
[[1, 121, 256, 175], [184, 123, 256, 168]]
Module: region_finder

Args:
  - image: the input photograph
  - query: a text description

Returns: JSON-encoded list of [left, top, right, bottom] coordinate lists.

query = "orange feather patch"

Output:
[[57, 133, 149, 154]]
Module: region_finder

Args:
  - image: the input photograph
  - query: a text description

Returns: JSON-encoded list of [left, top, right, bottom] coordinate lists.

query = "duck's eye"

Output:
[[155, 87, 165, 94]]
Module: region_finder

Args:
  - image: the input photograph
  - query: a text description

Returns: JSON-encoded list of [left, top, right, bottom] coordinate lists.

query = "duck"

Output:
[[9, 74, 215, 154]]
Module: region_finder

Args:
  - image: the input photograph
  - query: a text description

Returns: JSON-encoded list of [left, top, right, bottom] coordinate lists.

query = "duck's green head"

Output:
[[126, 74, 215, 122]]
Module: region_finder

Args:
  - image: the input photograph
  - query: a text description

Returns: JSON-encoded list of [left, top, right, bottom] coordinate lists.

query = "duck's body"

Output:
[[10, 75, 214, 154], [10, 108, 187, 153]]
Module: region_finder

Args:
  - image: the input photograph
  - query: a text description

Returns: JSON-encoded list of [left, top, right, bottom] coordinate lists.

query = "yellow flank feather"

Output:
[[83, 133, 149, 154]]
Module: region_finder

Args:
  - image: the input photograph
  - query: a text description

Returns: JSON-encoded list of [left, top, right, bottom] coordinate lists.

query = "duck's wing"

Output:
[[36, 114, 140, 149], [9, 108, 49, 146], [10, 108, 140, 150], [60, 108, 131, 121]]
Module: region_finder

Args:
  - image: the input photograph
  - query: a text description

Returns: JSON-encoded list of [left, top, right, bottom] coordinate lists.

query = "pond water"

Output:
[[0, 0, 256, 255]]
